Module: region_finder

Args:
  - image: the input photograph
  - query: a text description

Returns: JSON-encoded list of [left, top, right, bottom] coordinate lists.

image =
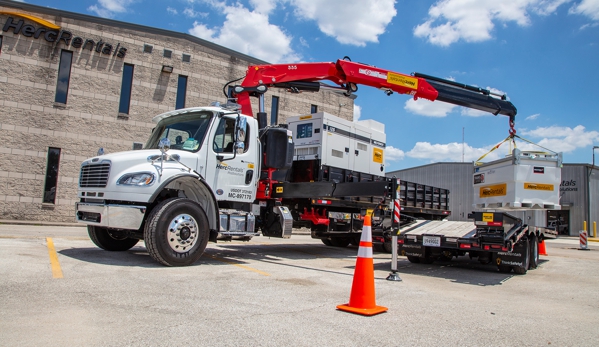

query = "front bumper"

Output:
[[76, 202, 147, 230]]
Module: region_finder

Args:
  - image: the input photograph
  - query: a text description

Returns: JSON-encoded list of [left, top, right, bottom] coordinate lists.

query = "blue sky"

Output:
[[16, 0, 599, 171]]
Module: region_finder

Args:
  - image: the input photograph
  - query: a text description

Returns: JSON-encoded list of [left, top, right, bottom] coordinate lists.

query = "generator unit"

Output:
[[286, 112, 386, 183], [473, 149, 562, 210]]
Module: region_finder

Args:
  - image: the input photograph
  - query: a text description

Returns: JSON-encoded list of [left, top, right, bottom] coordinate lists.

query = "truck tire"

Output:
[[144, 198, 210, 266], [88, 226, 139, 251], [330, 237, 351, 247], [529, 234, 539, 270], [321, 239, 333, 246], [407, 256, 420, 263], [383, 241, 393, 253], [513, 238, 530, 275]]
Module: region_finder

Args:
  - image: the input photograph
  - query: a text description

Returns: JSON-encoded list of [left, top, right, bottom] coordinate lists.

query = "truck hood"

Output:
[[81, 149, 200, 192]]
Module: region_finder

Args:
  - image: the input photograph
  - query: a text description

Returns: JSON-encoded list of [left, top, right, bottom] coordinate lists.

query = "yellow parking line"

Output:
[[46, 238, 63, 279], [206, 254, 270, 276]]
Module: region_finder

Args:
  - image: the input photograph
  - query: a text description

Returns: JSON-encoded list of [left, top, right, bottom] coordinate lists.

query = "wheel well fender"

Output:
[[149, 174, 219, 232]]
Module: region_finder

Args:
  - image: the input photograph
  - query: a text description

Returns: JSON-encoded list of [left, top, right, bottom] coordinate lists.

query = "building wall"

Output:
[[0, 1, 354, 223]]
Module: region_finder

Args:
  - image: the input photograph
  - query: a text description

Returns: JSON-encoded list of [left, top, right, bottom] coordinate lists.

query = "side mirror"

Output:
[[159, 138, 171, 153]]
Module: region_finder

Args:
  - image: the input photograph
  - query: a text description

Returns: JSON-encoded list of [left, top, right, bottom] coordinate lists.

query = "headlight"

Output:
[[117, 172, 155, 186]]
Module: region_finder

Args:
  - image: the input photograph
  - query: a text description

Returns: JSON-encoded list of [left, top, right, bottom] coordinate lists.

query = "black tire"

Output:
[[329, 237, 351, 247], [529, 234, 539, 270], [513, 238, 530, 275], [407, 256, 420, 263], [144, 198, 210, 266], [383, 241, 393, 254], [88, 225, 139, 251], [321, 238, 333, 246]]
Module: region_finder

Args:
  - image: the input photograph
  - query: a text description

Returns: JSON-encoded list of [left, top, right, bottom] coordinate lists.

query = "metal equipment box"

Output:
[[473, 149, 562, 209], [286, 112, 386, 177]]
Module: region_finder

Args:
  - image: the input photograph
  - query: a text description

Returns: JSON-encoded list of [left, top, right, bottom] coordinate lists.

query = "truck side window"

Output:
[[213, 118, 235, 153]]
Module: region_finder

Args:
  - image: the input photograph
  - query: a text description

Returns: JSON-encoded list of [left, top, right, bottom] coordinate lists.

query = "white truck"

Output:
[[75, 58, 520, 266]]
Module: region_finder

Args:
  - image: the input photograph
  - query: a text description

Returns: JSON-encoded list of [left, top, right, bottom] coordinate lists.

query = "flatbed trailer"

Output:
[[396, 211, 556, 274]]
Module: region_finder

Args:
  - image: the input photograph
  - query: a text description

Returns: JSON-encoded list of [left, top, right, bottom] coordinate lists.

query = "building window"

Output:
[[119, 63, 134, 114], [182, 53, 191, 62], [55, 50, 73, 104], [176, 75, 188, 109], [311, 104, 318, 113], [43, 147, 61, 204], [143, 44, 153, 53], [163, 49, 172, 58], [270, 96, 279, 125]]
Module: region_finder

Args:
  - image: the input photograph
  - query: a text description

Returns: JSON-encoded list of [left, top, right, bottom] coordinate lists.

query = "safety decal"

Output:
[[373, 148, 383, 164]]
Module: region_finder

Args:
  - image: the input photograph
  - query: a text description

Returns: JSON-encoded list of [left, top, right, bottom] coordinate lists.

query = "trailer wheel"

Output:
[[330, 237, 351, 247], [88, 226, 139, 251], [144, 198, 210, 266], [407, 256, 420, 263], [513, 238, 530, 275], [529, 234, 539, 270]]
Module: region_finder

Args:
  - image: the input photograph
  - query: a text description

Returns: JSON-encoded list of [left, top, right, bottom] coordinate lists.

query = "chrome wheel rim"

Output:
[[167, 214, 199, 253]]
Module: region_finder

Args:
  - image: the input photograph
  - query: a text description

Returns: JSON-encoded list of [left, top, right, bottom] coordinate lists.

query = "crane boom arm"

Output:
[[233, 59, 517, 120]]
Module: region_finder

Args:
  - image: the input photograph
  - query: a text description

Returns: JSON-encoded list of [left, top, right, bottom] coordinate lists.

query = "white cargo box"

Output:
[[286, 112, 386, 176], [473, 149, 562, 210]]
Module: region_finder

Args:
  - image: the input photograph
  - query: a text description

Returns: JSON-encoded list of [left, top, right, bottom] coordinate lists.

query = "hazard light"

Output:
[[312, 199, 332, 205]]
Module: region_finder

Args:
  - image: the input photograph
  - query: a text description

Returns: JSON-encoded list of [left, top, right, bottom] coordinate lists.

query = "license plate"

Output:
[[422, 236, 441, 247]]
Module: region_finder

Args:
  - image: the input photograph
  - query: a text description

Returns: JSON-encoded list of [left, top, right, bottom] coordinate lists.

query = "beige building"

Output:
[[0, 0, 353, 223]]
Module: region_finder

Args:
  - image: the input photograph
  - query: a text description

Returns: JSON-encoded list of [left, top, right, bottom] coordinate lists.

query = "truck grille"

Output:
[[79, 163, 110, 188]]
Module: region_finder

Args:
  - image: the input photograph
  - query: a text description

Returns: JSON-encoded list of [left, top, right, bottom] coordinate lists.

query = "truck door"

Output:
[[204, 115, 258, 203]]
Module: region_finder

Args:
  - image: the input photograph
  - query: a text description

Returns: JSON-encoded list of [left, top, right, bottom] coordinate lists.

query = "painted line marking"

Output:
[[206, 254, 270, 276], [46, 237, 63, 279]]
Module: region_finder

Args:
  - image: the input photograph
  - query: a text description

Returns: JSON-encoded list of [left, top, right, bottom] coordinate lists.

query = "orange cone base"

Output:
[[336, 303, 388, 316]]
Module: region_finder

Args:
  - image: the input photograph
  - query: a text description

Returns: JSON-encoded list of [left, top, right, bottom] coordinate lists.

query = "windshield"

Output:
[[145, 111, 214, 152]]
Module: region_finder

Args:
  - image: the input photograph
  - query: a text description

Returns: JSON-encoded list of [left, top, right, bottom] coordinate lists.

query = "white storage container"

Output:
[[473, 149, 562, 210], [286, 112, 386, 176]]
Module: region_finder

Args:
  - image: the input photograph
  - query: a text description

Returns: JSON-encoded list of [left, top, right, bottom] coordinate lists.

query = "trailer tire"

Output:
[[88, 226, 139, 251], [513, 238, 530, 275], [407, 256, 420, 263], [529, 234, 539, 270], [144, 198, 210, 266]]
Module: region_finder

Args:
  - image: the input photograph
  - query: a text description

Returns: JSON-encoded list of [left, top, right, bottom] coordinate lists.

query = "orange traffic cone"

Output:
[[337, 215, 388, 316], [539, 239, 548, 256]]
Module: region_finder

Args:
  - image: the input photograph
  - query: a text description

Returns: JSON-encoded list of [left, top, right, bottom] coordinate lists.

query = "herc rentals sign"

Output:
[[1, 11, 127, 58]]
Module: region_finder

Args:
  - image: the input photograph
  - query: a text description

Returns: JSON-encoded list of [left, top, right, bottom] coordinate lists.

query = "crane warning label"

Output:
[[387, 72, 418, 90]]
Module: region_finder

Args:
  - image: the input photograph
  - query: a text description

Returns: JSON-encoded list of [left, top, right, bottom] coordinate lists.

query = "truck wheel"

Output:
[[383, 241, 393, 253], [144, 198, 210, 266], [88, 226, 139, 251], [330, 237, 351, 247], [321, 239, 333, 246], [407, 256, 420, 263], [529, 234, 539, 270], [513, 238, 530, 275]]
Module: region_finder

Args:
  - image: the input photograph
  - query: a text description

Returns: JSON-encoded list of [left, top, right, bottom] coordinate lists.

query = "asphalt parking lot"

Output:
[[1, 223, 598, 347]]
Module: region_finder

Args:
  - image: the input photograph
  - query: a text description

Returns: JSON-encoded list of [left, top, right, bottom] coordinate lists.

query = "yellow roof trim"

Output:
[[0, 11, 61, 30]]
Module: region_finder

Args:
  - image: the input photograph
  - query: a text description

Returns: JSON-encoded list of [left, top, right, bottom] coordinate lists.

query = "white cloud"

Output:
[[414, 0, 571, 46], [385, 146, 405, 162], [569, 0, 599, 20], [88, 0, 136, 18], [520, 125, 599, 152], [291, 0, 397, 46], [405, 98, 457, 117], [250, 0, 278, 15], [167, 7, 178, 15], [188, 3, 299, 63], [406, 141, 501, 162], [184, 8, 207, 18], [525, 113, 541, 121], [353, 104, 362, 122]]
